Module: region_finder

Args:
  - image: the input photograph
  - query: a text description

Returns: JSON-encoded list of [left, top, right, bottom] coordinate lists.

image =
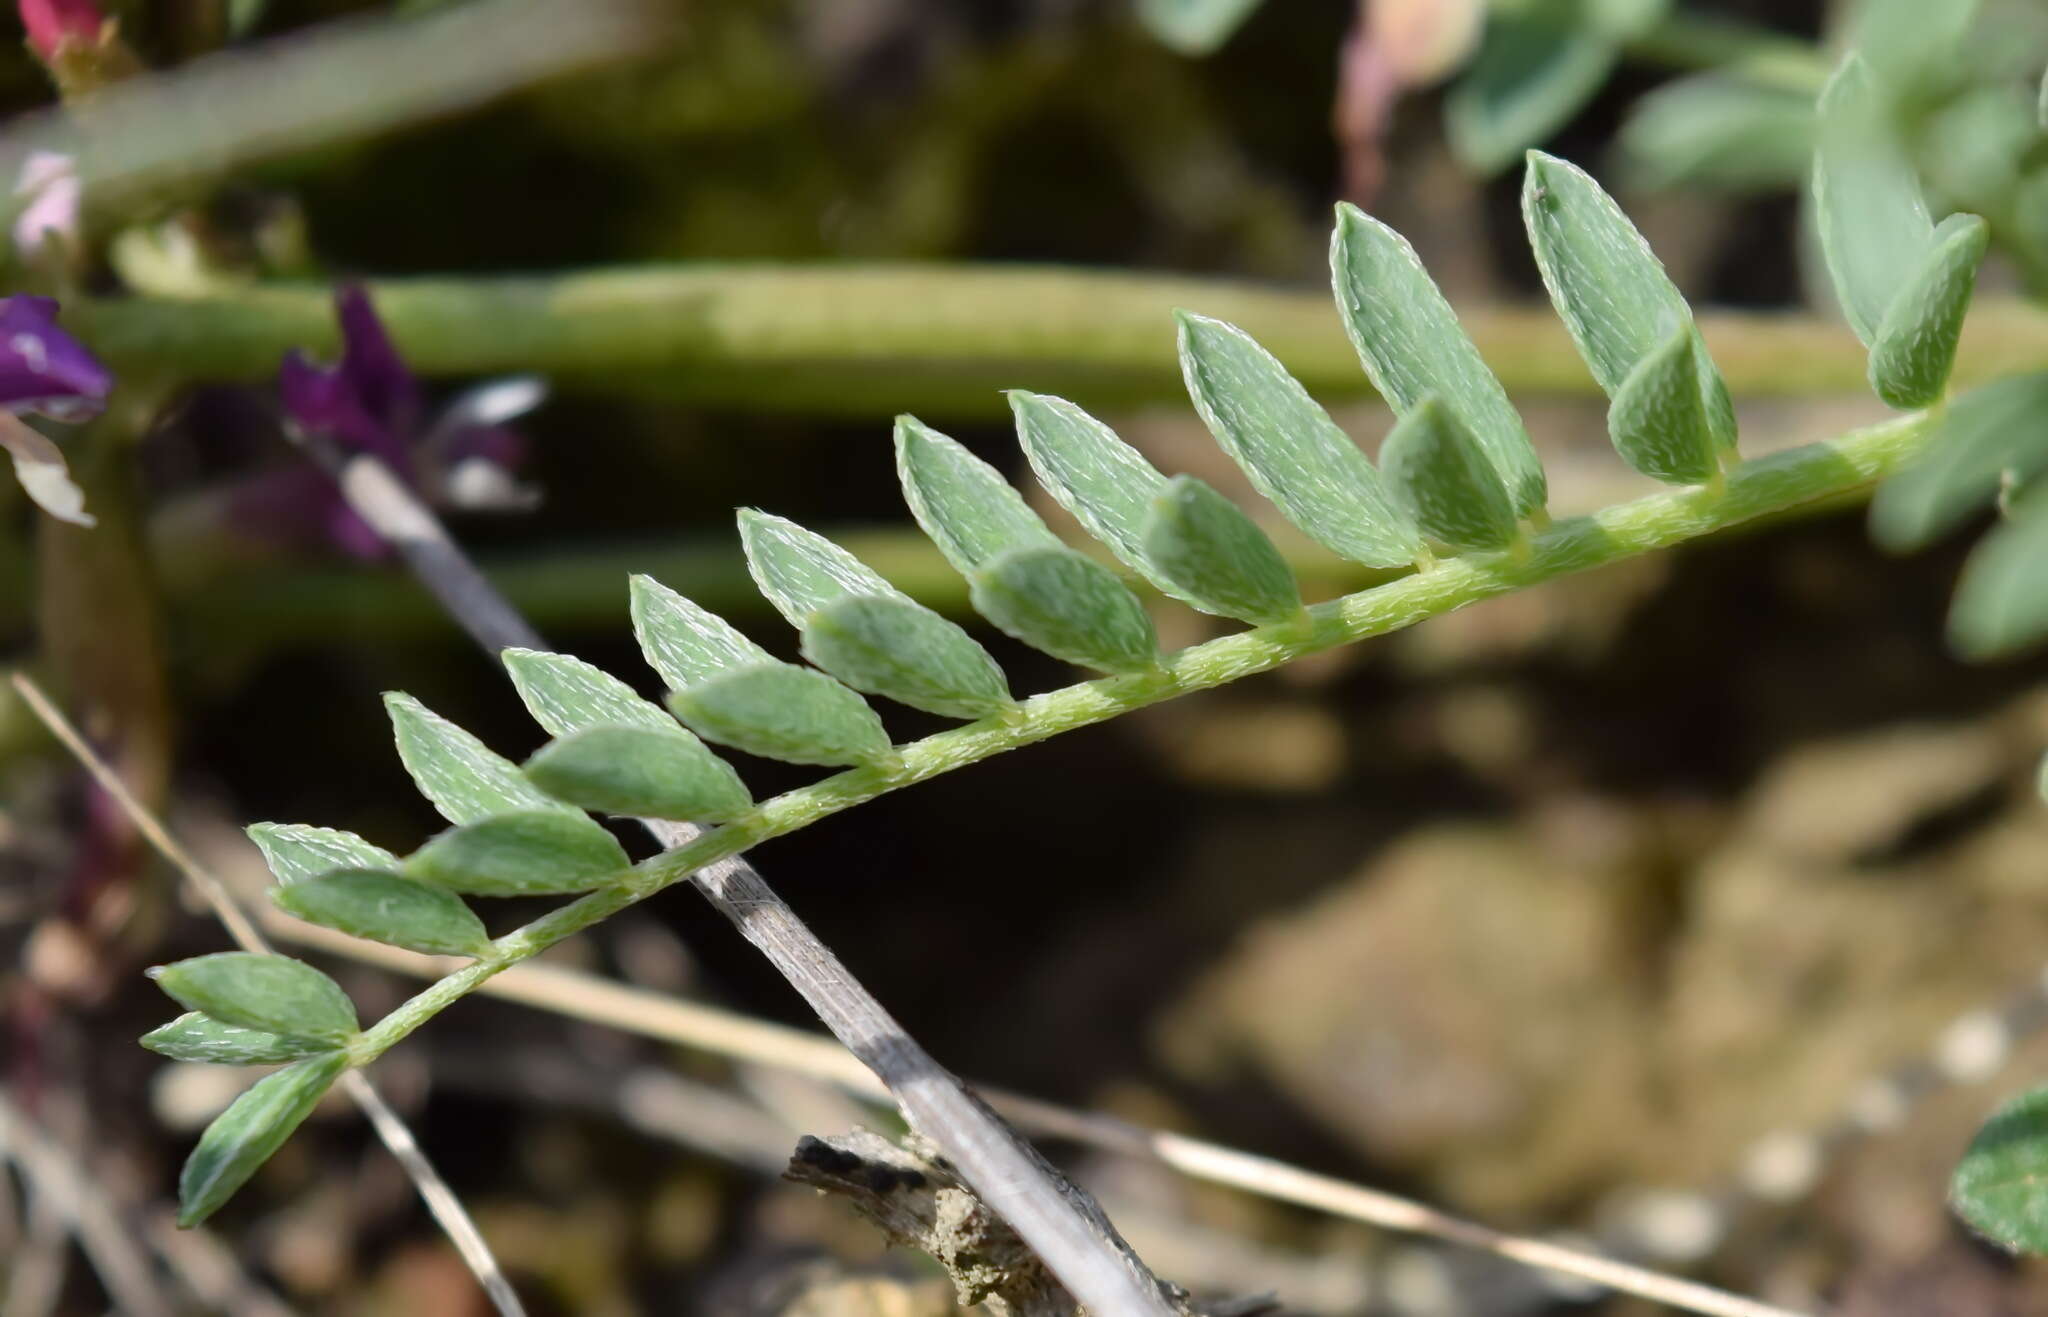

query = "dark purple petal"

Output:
[[220, 463, 392, 561], [0, 296, 112, 421], [332, 285, 424, 437], [278, 350, 410, 470]]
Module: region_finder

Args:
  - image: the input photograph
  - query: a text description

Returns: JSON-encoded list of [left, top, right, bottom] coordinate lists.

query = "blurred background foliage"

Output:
[[12, 0, 2048, 1314]]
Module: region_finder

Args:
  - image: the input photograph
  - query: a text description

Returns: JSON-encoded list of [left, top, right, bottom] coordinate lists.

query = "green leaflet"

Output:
[[1948, 484, 2048, 660], [1138, 476, 1302, 625], [178, 1052, 346, 1227], [970, 546, 1160, 675], [247, 823, 397, 887], [142, 1013, 334, 1066], [272, 869, 492, 958], [669, 664, 895, 768], [1813, 56, 1935, 347], [1379, 398, 1521, 550], [1619, 75, 1815, 193], [384, 692, 568, 826], [1868, 213, 1988, 410], [1446, 3, 1616, 175], [894, 415, 1061, 576], [1869, 372, 2048, 550], [1136, 0, 1265, 55], [1952, 1085, 2048, 1254], [1607, 325, 1718, 486], [802, 597, 1014, 720], [524, 725, 754, 821], [149, 952, 358, 1044], [740, 509, 1012, 717], [629, 574, 775, 690], [502, 646, 677, 736], [1522, 150, 1737, 457], [1009, 391, 1184, 592], [408, 809, 631, 896], [1325, 206, 1545, 516], [1175, 310, 1424, 568]]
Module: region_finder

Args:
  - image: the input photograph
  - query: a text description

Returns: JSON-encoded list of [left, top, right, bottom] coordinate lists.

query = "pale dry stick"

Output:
[[307, 439, 1179, 1317], [8, 672, 528, 1317], [264, 919, 1810, 1317], [0, 1092, 172, 1317]]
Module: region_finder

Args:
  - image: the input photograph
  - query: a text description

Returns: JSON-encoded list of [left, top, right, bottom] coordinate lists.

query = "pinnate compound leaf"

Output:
[[247, 823, 397, 887], [1523, 150, 1736, 456], [1446, 5, 1615, 174], [179, 1052, 347, 1227], [1326, 206, 1545, 516], [629, 574, 774, 691], [1868, 213, 1988, 410], [142, 1013, 335, 1066], [669, 664, 894, 768], [1952, 1085, 2048, 1253], [385, 693, 567, 826], [271, 870, 491, 958], [1813, 56, 1936, 346], [1607, 325, 1719, 486], [1175, 311, 1423, 568], [1380, 398, 1522, 549], [150, 952, 358, 1044], [1009, 391, 1182, 589], [739, 509, 906, 623], [970, 547, 1160, 675], [1948, 485, 2048, 660], [1136, 0, 1264, 55], [524, 726, 754, 821], [894, 415, 1061, 575], [502, 647, 677, 737], [802, 597, 1014, 720], [1870, 372, 2048, 550], [1139, 476, 1302, 625], [408, 810, 631, 896]]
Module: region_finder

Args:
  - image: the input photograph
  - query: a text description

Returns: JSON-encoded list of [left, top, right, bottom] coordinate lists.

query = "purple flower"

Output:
[[0, 295, 111, 526], [268, 285, 540, 558]]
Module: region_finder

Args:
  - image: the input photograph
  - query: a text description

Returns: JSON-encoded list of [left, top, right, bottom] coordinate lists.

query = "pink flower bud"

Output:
[[19, 0, 103, 60]]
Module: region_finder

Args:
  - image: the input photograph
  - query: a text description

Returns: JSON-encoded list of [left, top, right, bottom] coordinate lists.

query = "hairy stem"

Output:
[[74, 271, 2048, 417], [358, 409, 1931, 1055]]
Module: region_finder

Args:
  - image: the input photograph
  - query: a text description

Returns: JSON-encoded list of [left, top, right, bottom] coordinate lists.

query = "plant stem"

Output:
[[74, 270, 2048, 418]]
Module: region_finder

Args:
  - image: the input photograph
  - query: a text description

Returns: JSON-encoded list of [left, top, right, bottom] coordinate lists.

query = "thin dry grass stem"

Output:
[[10, 670, 529, 1317], [263, 908, 1810, 1317]]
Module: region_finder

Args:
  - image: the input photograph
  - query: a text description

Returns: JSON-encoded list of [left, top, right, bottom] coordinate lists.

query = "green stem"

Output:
[[74, 272, 2048, 419], [355, 408, 1932, 1062]]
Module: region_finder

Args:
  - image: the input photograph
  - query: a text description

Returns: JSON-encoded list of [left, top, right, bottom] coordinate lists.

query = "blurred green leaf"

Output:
[[629, 574, 776, 692], [1175, 311, 1422, 568], [385, 692, 567, 826], [150, 952, 358, 1044], [669, 664, 894, 768], [271, 870, 492, 958], [1869, 372, 2048, 550], [1325, 206, 1545, 515], [141, 1013, 334, 1066], [1381, 397, 1522, 549], [1813, 56, 1936, 347], [1608, 325, 1719, 485], [970, 547, 1160, 675], [1869, 213, 1989, 410], [1136, 0, 1266, 55], [247, 823, 398, 887], [408, 810, 631, 896], [1952, 1084, 2048, 1253], [1948, 484, 2048, 659], [179, 1053, 347, 1228], [1447, 4, 1616, 174], [802, 597, 1014, 720], [503, 647, 677, 737], [1139, 476, 1302, 624], [894, 415, 1061, 576], [524, 726, 754, 821], [1618, 76, 1814, 192], [1523, 150, 1737, 454]]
